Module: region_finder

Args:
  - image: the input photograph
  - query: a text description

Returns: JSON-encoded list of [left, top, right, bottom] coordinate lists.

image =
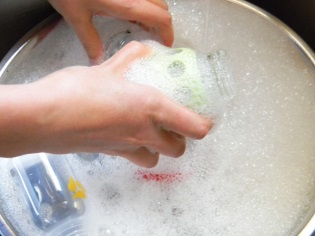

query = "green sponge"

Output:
[[150, 47, 208, 111], [126, 42, 235, 117]]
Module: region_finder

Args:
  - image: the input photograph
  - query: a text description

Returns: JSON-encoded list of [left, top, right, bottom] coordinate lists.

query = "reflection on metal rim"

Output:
[[0, 13, 61, 78], [299, 213, 315, 236], [227, 0, 315, 66]]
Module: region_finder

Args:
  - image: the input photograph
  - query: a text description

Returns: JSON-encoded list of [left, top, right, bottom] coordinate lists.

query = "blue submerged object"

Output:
[[13, 153, 85, 234], [0, 217, 13, 236]]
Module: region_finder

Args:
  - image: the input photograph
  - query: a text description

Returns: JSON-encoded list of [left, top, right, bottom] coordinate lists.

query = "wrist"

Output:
[[0, 84, 52, 156]]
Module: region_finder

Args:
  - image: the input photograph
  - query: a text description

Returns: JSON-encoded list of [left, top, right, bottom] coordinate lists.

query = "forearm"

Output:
[[0, 84, 50, 157]]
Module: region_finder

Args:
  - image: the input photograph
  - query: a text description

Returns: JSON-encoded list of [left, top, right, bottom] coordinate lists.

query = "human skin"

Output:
[[0, 42, 212, 167], [48, 0, 174, 64]]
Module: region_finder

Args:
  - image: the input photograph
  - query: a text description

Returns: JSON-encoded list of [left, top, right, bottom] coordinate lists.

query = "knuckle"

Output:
[[125, 40, 144, 50], [122, 40, 151, 57], [142, 90, 161, 113], [119, 0, 140, 11]]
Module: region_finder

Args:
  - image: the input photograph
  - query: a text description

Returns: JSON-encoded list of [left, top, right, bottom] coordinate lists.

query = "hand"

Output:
[[0, 41, 211, 167], [48, 0, 174, 65]]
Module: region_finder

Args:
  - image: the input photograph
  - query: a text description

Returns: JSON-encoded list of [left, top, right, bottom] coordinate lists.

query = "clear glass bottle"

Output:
[[106, 30, 235, 117]]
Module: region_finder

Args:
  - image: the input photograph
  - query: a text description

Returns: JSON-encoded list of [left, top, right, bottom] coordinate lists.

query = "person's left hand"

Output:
[[48, 0, 174, 65]]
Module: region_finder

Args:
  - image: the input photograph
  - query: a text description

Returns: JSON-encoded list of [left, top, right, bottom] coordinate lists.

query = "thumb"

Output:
[[66, 14, 104, 65], [103, 41, 152, 74]]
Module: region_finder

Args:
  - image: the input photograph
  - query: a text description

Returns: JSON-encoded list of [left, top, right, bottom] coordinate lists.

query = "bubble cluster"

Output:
[[125, 40, 234, 117], [0, 0, 315, 235]]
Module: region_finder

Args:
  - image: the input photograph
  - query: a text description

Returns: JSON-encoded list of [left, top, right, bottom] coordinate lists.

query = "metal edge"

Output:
[[0, 1, 314, 235], [226, 0, 315, 67], [298, 212, 315, 236], [0, 13, 61, 78]]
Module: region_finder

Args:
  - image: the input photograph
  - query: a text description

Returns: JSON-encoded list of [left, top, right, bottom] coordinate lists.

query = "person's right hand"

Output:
[[48, 0, 174, 65], [0, 41, 211, 168]]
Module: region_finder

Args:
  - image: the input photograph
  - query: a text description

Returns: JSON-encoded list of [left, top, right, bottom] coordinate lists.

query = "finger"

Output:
[[122, 2, 174, 47], [153, 95, 213, 139], [155, 23, 174, 47], [121, 147, 159, 168], [65, 14, 104, 65], [149, 129, 186, 158], [138, 22, 150, 32], [103, 41, 152, 73], [147, 0, 169, 10]]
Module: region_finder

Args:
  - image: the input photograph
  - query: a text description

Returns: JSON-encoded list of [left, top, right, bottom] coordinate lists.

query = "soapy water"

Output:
[[12, 154, 86, 232], [124, 40, 235, 117], [104, 26, 235, 117], [0, 0, 315, 235]]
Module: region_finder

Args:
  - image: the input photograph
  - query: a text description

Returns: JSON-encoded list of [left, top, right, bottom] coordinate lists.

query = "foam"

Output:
[[0, 0, 315, 235], [124, 40, 234, 117]]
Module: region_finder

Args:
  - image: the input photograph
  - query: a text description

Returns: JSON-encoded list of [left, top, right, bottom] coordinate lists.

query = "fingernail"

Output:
[[89, 57, 103, 66], [147, 147, 159, 156]]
